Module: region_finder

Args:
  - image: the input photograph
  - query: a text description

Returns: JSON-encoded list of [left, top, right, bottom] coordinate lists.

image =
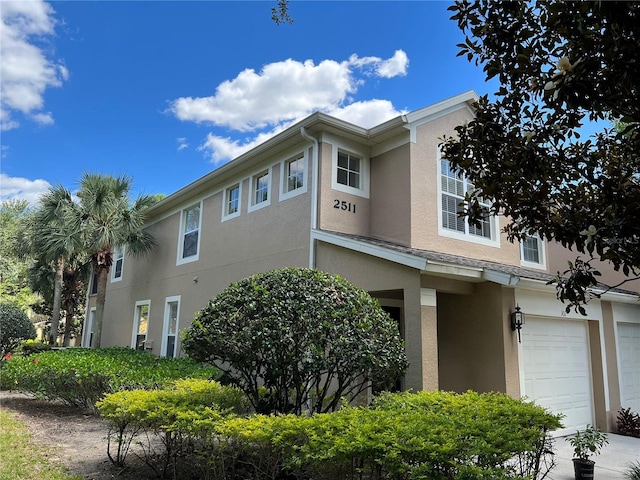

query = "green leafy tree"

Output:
[[29, 186, 83, 345], [441, 1, 640, 313], [183, 268, 408, 415], [74, 173, 157, 348], [0, 303, 36, 359], [0, 200, 37, 309]]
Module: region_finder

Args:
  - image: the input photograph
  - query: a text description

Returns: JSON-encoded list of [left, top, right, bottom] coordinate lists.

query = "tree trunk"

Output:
[[90, 264, 110, 348], [50, 258, 64, 346], [62, 309, 74, 347]]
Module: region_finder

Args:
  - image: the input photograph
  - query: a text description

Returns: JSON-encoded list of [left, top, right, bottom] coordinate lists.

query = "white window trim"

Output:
[[222, 182, 242, 221], [330, 139, 370, 198], [161, 295, 181, 358], [110, 245, 125, 283], [131, 299, 151, 350], [436, 152, 500, 248], [280, 150, 308, 201], [176, 201, 203, 265], [84, 307, 96, 347], [520, 234, 547, 270], [248, 167, 272, 213]]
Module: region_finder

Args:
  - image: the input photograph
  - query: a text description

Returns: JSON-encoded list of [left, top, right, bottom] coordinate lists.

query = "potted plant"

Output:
[[566, 424, 608, 480]]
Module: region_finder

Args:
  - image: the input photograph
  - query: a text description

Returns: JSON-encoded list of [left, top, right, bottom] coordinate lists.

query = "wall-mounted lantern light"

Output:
[[511, 305, 525, 343]]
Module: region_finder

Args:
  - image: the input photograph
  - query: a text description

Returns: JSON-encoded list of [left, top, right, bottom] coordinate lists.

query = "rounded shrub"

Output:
[[0, 302, 36, 359], [183, 267, 408, 414]]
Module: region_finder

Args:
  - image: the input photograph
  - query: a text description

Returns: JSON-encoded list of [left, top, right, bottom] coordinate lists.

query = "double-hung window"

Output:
[[281, 152, 307, 201], [520, 234, 546, 269], [178, 203, 201, 263], [223, 183, 241, 220], [249, 169, 271, 212], [111, 245, 124, 282], [439, 158, 497, 245]]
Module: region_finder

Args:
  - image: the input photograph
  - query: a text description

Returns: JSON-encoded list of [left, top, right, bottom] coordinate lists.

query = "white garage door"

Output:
[[618, 323, 640, 413], [521, 317, 594, 436]]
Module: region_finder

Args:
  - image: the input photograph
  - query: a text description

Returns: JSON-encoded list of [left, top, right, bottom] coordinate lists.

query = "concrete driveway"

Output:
[[548, 433, 640, 479]]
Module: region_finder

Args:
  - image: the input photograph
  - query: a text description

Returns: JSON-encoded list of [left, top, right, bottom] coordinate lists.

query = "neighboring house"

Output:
[[83, 91, 639, 435]]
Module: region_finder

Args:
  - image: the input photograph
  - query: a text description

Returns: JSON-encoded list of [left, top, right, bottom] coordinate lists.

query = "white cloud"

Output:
[[0, 0, 66, 131], [176, 137, 189, 151], [348, 50, 409, 78], [173, 51, 409, 164], [0, 173, 52, 205]]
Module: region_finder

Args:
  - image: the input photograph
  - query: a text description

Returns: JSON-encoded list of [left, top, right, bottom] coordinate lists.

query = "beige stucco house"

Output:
[[84, 91, 639, 435]]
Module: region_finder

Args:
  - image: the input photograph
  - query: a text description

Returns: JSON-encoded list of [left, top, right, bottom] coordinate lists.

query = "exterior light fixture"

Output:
[[511, 305, 525, 343]]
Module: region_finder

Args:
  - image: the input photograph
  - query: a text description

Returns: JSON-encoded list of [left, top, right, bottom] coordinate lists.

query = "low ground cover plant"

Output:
[[97, 388, 562, 480], [0, 347, 220, 410]]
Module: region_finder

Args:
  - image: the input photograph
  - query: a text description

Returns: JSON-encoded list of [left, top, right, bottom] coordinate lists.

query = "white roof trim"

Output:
[[312, 230, 428, 270], [483, 269, 520, 286]]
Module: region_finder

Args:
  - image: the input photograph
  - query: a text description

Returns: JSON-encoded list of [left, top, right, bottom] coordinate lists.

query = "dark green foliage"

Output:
[[95, 389, 562, 480], [617, 407, 640, 438], [0, 347, 219, 410], [183, 268, 408, 414], [0, 303, 36, 359], [442, 2, 640, 312], [566, 424, 608, 461]]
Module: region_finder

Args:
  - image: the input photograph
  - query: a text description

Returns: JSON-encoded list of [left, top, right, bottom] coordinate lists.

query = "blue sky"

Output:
[[1, 0, 496, 205]]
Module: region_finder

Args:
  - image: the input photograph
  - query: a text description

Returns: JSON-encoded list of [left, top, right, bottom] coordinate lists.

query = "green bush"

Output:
[[95, 389, 562, 480], [0, 347, 220, 410], [19, 339, 52, 355], [183, 267, 408, 414], [97, 379, 249, 473], [0, 303, 36, 360]]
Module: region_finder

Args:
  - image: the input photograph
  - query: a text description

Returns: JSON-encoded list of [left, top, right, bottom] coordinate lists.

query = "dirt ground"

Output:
[[0, 389, 149, 479]]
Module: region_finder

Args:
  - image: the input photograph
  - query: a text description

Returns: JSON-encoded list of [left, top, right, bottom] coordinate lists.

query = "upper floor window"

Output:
[[520, 234, 546, 269], [438, 158, 498, 246], [177, 203, 201, 264], [281, 152, 307, 201], [337, 151, 360, 189], [331, 142, 370, 198], [223, 183, 241, 221], [249, 169, 271, 212], [111, 245, 125, 282]]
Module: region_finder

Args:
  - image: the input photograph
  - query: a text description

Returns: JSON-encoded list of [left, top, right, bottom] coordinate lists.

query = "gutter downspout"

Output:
[[300, 127, 319, 269]]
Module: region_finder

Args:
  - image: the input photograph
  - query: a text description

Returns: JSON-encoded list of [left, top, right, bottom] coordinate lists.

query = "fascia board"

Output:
[[312, 230, 428, 270], [483, 269, 521, 286]]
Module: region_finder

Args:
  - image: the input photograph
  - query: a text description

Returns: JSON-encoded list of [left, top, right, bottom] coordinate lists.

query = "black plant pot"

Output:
[[573, 458, 595, 480]]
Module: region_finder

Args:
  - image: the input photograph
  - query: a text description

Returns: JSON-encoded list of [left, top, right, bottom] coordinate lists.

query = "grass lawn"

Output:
[[0, 410, 83, 480]]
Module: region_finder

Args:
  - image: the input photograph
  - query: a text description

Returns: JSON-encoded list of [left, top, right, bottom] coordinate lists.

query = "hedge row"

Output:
[[97, 386, 562, 480], [0, 347, 220, 410]]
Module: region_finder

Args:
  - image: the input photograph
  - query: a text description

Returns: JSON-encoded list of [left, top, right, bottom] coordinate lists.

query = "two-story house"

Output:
[[83, 91, 639, 435]]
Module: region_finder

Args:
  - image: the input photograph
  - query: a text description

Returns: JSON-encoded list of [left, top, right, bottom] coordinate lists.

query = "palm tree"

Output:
[[75, 173, 156, 348], [31, 186, 81, 346]]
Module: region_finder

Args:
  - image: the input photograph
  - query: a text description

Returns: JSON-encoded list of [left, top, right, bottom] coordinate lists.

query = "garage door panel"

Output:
[[618, 323, 640, 413], [522, 317, 594, 436]]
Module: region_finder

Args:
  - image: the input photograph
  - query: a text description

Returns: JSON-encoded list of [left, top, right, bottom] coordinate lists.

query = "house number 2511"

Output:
[[333, 199, 356, 213]]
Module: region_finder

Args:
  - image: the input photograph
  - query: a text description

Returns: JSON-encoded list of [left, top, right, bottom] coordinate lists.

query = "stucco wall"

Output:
[[99, 149, 313, 354], [437, 282, 514, 394]]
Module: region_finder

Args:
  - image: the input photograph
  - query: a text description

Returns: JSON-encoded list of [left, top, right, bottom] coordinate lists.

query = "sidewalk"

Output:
[[548, 433, 640, 479]]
